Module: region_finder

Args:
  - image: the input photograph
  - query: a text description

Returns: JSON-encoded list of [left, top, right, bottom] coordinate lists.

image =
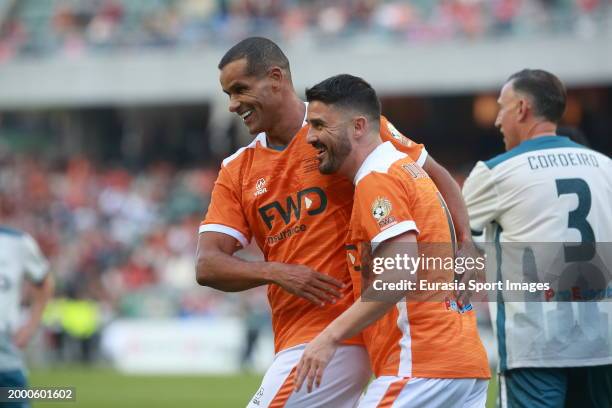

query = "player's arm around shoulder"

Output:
[[196, 231, 345, 305]]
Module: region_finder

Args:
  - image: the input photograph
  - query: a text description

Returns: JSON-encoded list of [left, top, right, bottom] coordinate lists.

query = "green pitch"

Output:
[[30, 367, 263, 408], [30, 366, 497, 407]]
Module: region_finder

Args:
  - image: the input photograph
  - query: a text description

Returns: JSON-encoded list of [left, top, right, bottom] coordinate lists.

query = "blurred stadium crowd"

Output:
[[0, 154, 221, 313], [0, 0, 609, 60], [0, 151, 275, 362]]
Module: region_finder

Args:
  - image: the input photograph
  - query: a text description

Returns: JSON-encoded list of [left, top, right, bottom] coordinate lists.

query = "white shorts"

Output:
[[358, 376, 488, 408], [246, 344, 371, 408]]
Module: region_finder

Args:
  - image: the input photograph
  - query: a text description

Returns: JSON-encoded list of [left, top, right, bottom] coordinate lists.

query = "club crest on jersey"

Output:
[[371, 196, 391, 220], [254, 178, 267, 196], [387, 122, 412, 146], [371, 196, 397, 230]]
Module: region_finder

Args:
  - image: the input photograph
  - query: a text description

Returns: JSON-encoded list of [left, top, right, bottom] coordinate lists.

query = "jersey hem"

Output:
[[275, 336, 364, 354], [503, 356, 612, 371]]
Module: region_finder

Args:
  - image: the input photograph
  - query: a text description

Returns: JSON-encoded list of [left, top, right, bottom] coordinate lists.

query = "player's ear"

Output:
[[268, 67, 284, 90], [517, 98, 529, 122], [353, 116, 367, 139]]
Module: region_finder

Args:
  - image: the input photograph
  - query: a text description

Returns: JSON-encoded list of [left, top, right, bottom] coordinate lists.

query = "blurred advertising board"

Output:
[[101, 318, 273, 374]]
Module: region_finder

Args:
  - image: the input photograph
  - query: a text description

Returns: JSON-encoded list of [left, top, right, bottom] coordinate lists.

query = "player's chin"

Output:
[[318, 157, 338, 175], [245, 121, 263, 135]]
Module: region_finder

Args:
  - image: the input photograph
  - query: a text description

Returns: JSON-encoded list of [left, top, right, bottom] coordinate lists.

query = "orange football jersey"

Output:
[[347, 141, 490, 378], [201, 106, 427, 353]]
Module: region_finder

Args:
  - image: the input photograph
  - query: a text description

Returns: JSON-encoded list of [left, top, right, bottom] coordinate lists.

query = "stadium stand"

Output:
[[0, 0, 609, 59]]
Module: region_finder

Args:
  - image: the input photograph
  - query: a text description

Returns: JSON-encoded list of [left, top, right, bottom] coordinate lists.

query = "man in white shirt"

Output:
[[463, 69, 612, 408]]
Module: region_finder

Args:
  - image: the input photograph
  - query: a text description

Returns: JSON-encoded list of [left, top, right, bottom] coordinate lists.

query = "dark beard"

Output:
[[319, 131, 352, 174]]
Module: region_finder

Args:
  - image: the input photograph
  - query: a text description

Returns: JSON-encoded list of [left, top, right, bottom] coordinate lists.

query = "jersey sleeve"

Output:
[[462, 161, 500, 238], [353, 173, 420, 250], [199, 165, 251, 247], [21, 234, 49, 284], [379, 116, 428, 167]]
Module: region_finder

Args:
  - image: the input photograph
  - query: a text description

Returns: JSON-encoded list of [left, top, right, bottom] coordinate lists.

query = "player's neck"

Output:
[[342, 136, 382, 184], [521, 121, 557, 143], [265, 95, 305, 147]]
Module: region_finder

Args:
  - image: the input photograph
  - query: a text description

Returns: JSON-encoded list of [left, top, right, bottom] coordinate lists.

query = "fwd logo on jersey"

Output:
[[258, 187, 327, 244]]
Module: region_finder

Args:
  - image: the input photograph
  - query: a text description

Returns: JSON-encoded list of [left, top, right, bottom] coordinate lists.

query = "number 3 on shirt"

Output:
[[556, 178, 595, 262]]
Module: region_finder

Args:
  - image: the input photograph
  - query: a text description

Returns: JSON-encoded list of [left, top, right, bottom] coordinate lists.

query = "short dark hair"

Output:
[[507, 69, 566, 123], [305, 74, 381, 121], [218, 37, 291, 79]]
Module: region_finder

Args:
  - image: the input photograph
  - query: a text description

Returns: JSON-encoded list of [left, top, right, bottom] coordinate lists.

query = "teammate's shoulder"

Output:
[[355, 142, 407, 185], [221, 133, 268, 168], [0, 225, 25, 238], [484, 135, 588, 169]]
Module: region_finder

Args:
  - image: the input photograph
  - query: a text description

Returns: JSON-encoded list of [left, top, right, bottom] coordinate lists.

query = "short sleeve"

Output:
[[21, 234, 49, 283], [353, 173, 420, 249], [200, 165, 251, 247], [462, 161, 500, 237], [379, 116, 428, 167]]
